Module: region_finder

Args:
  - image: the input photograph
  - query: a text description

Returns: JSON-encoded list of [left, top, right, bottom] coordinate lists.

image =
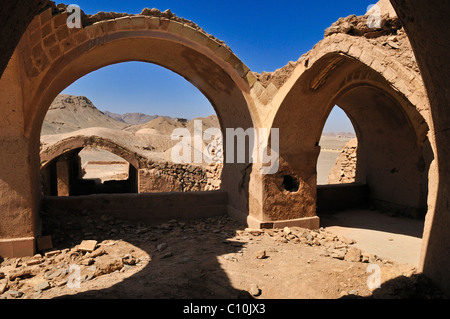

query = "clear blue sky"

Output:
[[61, 0, 374, 132]]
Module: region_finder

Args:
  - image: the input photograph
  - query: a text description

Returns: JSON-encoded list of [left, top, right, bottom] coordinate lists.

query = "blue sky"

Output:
[[61, 0, 375, 132]]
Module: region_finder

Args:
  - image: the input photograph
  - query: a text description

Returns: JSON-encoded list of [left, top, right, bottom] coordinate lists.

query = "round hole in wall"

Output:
[[282, 175, 300, 193]]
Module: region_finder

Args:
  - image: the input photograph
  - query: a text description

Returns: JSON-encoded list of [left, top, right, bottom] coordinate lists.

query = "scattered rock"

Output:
[[8, 290, 23, 298], [9, 269, 33, 281], [345, 247, 362, 262], [339, 236, 355, 245], [78, 240, 98, 253], [250, 284, 261, 297], [157, 243, 168, 252], [122, 255, 137, 265], [329, 249, 347, 260], [283, 227, 291, 235], [161, 252, 173, 259], [45, 268, 66, 280], [94, 257, 124, 277], [223, 255, 238, 262], [361, 253, 371, 263], [264, 229, 276, 237], [81, 258, 94, 266], [274, 236, 288, 244], [34, 281, 51, 292], [256, 250, 267, 260], [0, 281, 7, 294], [44, 250, 61, 258], [387, 41, 400, 49], [349, 290, 359, 295], [26, 259, 43, 266]]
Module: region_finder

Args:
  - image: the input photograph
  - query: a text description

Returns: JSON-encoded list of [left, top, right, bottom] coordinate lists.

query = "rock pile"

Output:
[[1, 210, 446, 299], [324, 14, 402, 39], [205, 163, 223, 191], [0, 240, 146, 299], [250, 226, 386, 264], [139, 161, 223, 193], [328, 138, 357, 184], [139, 161, 222, 193]]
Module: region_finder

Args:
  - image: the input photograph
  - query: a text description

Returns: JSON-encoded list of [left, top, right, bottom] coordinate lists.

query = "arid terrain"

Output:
[[0, 209, 445, 300], [41, 94, 352, 185], [0, 94, 436, 300]]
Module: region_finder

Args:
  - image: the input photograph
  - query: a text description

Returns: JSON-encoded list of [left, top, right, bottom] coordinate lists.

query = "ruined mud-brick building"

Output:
[[0, 0, 449, 296]]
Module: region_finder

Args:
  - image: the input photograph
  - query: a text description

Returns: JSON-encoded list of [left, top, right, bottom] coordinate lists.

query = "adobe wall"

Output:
[[327, 138, 358, 185], [0, 1, 449, 297], [389, 0, 450, 296], [40, 136, 223, 195], [0, 5, 258, 256], [244, 5, 432, 229], [42, 191, 229, 225]]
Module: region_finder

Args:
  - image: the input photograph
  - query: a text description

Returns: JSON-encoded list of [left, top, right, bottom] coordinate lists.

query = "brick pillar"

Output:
[[0, 136, 38, 257], [56, 156, 70, 197], [0, 52, 38, 258]]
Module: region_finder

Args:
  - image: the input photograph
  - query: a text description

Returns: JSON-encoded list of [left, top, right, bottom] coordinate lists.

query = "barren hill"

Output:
[[104, 111, 168, 125], [124, 116, 186, 135], [42, 95, 129, 135]]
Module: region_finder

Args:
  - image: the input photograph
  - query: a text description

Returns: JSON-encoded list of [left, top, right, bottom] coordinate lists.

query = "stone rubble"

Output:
[[328, 138, 358, 184], [0, 211, 446, 299]]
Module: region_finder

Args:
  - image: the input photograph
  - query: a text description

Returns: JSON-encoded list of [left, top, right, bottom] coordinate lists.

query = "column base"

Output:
[[0, 237, 35, 258], [227, 205, 320, 230]]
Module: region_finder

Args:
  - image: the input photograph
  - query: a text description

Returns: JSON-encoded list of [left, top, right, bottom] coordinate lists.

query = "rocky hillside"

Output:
[[42, 95, 219, 137], [42, 95, 129, 135], [104, 111, 169, 125]]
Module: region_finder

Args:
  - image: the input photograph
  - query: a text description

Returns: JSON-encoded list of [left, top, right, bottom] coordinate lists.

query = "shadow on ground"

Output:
[[340, 274, 447, 299], [40, 208, 254, 299], [320, 209, 425, 238]]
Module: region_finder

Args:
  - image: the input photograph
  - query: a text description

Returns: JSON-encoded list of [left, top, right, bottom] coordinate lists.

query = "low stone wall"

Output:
[[138, 162, 223, 193], [42, 191, 229, 225], [327, 138, 357, 184]]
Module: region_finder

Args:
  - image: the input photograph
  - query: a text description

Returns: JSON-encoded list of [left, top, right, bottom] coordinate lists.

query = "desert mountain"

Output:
[[104, 111, 173, 125], [124, 116, 186, 135], [42, 95, 129, 135]]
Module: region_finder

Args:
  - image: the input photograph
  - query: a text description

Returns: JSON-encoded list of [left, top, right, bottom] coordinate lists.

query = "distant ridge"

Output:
[[41, 95, 129, 135], [104, 111, 172, 125]]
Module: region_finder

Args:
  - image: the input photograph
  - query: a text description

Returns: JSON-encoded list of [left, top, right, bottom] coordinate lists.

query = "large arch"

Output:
[[0, 8, 259, 256], [388, 0, 450, 296], [40, 135, 147, 171], [1, 1, 449, 297], [253, 34, 431, 228]]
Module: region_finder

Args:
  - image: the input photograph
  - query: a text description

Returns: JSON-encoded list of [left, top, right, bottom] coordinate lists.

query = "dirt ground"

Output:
[[0, 210, 446, 300]]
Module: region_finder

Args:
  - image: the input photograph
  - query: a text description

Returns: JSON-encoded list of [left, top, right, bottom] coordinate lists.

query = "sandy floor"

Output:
[[0, 210, 445, 300], [317, 151, 340, 185], [321, 210, 425, 266]]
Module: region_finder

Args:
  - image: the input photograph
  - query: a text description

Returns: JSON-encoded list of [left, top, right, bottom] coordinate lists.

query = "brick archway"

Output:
[[0, 7, 258, 256], [40, 135, 146, 171], [254, 46, 431, 227]]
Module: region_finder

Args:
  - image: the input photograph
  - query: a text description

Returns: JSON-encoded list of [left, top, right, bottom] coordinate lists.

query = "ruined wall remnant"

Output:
[[138, 162, 222, 193], [328, 139, 358, 184]]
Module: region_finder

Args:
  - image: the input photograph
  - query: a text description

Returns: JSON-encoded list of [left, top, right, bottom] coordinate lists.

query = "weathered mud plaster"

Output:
[[0, 0, 449, 298]]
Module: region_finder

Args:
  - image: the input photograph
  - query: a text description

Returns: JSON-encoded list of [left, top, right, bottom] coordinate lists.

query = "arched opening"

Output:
[[316, 79, 433, 267], [317, 106, 357, 186], [39, 62, 224, 196], [263, 51, 433, 265], [314, 83, 433, 220], [327, 84, 432, 219], [23, 20, 255, 230], [316, 105, 364, 213], [41, 147, 138, 196]]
